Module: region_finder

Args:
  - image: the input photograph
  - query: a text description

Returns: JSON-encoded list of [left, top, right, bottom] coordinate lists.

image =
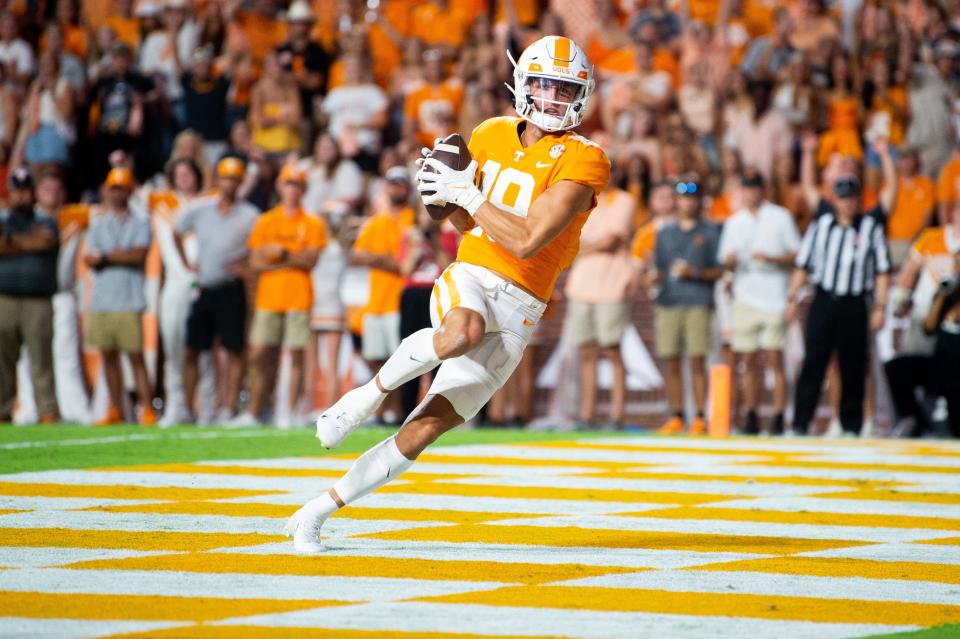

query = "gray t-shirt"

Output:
[[0, 208, 59, 297], [654, 218, 720, 308], [85, 208, 152, 312], [176, 196, 259, 287]]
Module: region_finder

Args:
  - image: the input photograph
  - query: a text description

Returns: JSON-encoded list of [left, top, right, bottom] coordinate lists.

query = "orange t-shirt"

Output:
[[412, 4, 468, 48], [937, 156, 960, 206], [495, 0, 538, 26], [58, 203, 90, 232], [106, 15, 140, 51], [229, 11, 286, 67], [354, 207, 415, 317], [40, 24, 88, 58], [630, 220, 658, 263], [404, 81, 465, 148], [460, 117, 611, 301], [248, 207, 328, 312], [888, 175, 935, 241]]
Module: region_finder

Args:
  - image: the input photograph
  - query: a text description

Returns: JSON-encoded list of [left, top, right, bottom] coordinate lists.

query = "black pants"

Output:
[[884, 336, 960, 438], [399, 286, 435, 418], [793, 291, 869, 434]]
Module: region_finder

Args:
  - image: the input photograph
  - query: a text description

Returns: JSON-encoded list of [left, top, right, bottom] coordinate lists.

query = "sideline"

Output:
[[0, 429, 295, 450]]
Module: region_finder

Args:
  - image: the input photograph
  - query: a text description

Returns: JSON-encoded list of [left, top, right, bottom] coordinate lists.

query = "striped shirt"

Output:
[[795, 203, 891, 296]]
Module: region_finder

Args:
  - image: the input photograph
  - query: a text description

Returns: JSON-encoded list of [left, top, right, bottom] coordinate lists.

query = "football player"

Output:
[[286, 36, 611, 552]]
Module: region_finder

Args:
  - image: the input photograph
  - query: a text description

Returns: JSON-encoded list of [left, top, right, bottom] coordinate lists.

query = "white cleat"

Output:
[[284, 506, 326, 554], [315, 384, 385, 449]]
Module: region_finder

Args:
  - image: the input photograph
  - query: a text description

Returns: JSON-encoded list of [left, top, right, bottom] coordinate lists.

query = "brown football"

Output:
[[421, 133, 473, 221]]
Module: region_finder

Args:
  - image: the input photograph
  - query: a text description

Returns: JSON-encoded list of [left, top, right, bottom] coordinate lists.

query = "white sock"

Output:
[[376, 328, 441, 391], [298, 491, 339, 521], [332, 435, 415, 504]]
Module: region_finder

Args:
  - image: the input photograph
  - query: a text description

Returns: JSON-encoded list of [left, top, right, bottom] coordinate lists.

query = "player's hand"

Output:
[[416, 158, 485, 215]]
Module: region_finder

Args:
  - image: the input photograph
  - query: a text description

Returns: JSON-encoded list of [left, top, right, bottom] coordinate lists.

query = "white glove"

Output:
[[415, 157, 485, 215]]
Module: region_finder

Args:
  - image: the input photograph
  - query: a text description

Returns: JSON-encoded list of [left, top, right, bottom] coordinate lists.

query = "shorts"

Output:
[[361, 312, 400, 361], [428, 262, 546, 420], [86, 311, 143, 352], [249, 310, 311, 349], [654, 305, 711, 358], [566, 300, 629, 347], [731, 300, 787, 353], [888, 240, 912, 270], [186, 280, 247, 352]]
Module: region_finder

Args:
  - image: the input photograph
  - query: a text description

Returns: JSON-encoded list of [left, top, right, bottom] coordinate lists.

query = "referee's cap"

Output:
[[833, 176, 862, 199]]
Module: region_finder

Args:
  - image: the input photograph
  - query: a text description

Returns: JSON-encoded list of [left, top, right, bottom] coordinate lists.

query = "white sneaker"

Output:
[[284, 504, 327, 554], [315, 383, 385, 449], [823, 418, 843, 438], [224, 411, 261, 429], [215, 409, 235, 424], [860, 419, 877, 439]]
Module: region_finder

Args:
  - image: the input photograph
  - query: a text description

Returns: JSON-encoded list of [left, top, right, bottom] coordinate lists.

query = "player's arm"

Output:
[[446, 209, 475, 234], [472, 180, 595, 259]]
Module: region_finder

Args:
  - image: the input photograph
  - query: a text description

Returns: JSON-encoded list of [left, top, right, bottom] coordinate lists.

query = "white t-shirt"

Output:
[[718, 201, 800, 313], [321, 84, 388, 153], [0, 39, 34, 76], [298, 158, 364, 214], [138, 22, 199, 101]]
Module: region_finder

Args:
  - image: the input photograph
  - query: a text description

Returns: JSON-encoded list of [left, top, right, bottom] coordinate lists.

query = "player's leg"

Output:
[[288, 330, 526, 553], [315, 264, 488, 448]]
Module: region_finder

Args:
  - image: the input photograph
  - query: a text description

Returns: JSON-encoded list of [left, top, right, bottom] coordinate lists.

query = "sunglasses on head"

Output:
[[675, 181, 699, 195]]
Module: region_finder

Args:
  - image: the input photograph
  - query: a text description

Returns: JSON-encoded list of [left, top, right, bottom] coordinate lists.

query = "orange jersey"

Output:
[[354, 207, 415, 317], [889, 175, 935, 241], [937, 156, 960, 205], [248, 207, 328, 312], [630, 220, 657, 263], [404, 81, 465, 148], [459, 117, 611, 301]]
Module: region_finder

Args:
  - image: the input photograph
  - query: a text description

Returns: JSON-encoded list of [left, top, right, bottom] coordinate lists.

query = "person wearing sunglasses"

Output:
[[649, 174, 723, 435]]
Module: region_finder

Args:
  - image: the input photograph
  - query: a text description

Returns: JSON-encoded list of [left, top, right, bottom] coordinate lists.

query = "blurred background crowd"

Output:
[[0, 0, 958, 437]]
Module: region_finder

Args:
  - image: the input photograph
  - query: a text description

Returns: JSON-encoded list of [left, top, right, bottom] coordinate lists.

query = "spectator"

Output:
[[631, 178, 677, 268], [887, 147, 936, 268], [0, 11, 35, 86], [396, 204, 456, 418], [249, 51, 303, 160], [105, 0, 141, 52], [649, 175, 722, 435], [907, 47, 955, 178], [320, 53, 389, 173], [235, 163, 326, 427], [938, 141, 960, 227], [83, 167, 155, 426], [0, 168, 59, 424], [18, 51, 76, 171], [224, 0, 285, 69], [37, 170, 90, 424], [154, 157, 204, 426], [787, 136, 896, 436], [138, 0, 198, 130], [48, 0, 89, 60], [403, 49, 465, 149], [350, 166, 415, 423], [788, 0, 840, 56], [176, 157, 260, 423], [87, 42, 151, 186], [719, 168, 800, 435], [885, 246, 960, 438], [565, 182, 637, 429], [299, 133, 363, 215], [740, 6, 794, 80], [727, 80, 791, 181], [42, 23, 86, 94], [180, 45, 230, 169], [275, 1, 332, 130]]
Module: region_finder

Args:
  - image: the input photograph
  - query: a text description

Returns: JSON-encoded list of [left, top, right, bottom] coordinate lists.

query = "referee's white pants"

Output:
[[159, 276, 214, 423]]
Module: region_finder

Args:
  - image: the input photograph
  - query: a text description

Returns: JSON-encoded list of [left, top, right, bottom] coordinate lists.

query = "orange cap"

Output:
[[105, 167, 134, 189], [278, 163, 307, 186], [217, 156, 246, 179]]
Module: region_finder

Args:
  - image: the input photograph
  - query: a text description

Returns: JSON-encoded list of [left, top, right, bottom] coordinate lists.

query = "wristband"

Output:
[[460, 188, 486, 216]]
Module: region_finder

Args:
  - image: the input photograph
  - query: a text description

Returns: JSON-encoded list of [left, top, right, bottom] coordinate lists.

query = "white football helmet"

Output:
[[507, 35, 595, 132]]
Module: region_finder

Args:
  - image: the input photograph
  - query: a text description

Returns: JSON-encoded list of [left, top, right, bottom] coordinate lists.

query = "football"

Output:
[[421, 133, 472, 220]]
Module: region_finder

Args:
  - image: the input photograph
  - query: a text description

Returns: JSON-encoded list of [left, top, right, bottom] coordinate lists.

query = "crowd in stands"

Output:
[[0, 0, 958, 437]]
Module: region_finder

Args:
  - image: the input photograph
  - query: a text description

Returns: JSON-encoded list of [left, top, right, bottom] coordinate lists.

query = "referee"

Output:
[[786, 171, 893, 436]]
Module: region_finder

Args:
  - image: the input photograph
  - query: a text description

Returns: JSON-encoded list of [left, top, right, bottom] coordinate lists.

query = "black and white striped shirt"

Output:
[[795, 203, 891, 296]]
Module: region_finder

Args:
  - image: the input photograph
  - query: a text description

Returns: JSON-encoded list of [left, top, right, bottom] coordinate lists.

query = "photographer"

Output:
[[885, 248, 960, 438]]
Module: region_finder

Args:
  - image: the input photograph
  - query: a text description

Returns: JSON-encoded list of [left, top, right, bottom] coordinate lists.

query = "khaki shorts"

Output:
[[567, 300, 629, 347], [731, 300, 787, 353], [361, 312, 400, 361], [249, 310, 311, 349], [654, 305, 711, 358], [86, 311, 143, 352], [888, 239, 912, 271]]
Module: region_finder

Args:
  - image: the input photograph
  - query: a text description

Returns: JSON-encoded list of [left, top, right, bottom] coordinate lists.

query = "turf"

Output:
[[0, 424, 633, 474], [864, 625, 960, 639]]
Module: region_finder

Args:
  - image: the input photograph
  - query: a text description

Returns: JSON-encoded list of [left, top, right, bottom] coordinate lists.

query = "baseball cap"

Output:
[[8, 167, 33, 190], [833, 176, 862, 198], [741, 168, 765, 189], [284, 0, 314, 22], [135, 2, 160, 18], [385, 166, 409, 183], [278, 163, 307, 185], [217, 156, 246, 179], [105, 167, 135, 190]]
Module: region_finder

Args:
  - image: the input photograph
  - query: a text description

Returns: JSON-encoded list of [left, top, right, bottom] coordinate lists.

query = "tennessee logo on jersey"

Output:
[[458, 116, 611, 300]]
